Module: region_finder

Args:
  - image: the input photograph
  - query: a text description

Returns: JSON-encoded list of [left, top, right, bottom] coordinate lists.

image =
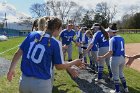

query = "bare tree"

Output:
[[95, 2, 117, 24], [70, 6, 85, 25], [30, 3, 50, 18], [46, 0, 77, 23], [46, 0, 58, 16], [109, 5, 117, 23]]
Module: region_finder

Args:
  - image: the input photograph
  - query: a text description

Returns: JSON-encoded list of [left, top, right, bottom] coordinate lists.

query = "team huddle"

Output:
[[7, 16, 131, 93]]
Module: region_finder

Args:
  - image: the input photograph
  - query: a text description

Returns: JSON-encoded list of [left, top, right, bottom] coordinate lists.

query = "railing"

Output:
[[0, 28, 30, 36]]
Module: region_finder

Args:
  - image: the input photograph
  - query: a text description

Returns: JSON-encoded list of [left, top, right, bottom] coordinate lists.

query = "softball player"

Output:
[[98, 23, 129, 93], [82, 30, 89, 63], [7, 17, 84, 93], [85, 30, 98, 71], [75, 26, 83, 59], [86, 23, 112, 82], [59, 24, 76, 61]]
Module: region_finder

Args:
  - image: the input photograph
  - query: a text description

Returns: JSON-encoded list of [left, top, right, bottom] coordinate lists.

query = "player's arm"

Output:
[[97, 51, 113, 61], [132, 54, 140, 59], [53, 41, 85, 70], [55, 59, 84, 70], [97, 38, 113, 61], [85, 32, 98, 53], [126, 54, 140, 66], [86, 43, 93, 53], [7, 48, 23, 82]]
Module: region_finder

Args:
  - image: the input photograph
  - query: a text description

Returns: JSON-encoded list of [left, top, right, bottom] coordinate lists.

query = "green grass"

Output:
[[120, 34, 140, 43], [0, 37, 25, 59], [0, 34, 140, 93]]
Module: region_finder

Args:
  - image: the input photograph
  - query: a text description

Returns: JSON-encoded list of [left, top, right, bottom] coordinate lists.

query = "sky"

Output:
[[2, 0, 45, 16], [1, 0, 140, 20]]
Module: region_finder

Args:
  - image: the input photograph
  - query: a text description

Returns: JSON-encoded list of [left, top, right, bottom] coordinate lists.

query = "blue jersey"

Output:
[[76, 30, 82, 42], [20, 31, 64, 80], [91, 44, 98, 51], [59, 29, 76, 45], [109, 35, 125, 57], [82, 33, 89, 45], [91, 31, 109, 48]]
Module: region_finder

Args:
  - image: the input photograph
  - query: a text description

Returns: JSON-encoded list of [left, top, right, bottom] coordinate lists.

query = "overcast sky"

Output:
[[2, 0, 140, 21]]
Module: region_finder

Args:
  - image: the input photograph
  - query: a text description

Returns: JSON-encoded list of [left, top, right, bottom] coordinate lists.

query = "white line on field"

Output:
[[0, 45, 19, 55]]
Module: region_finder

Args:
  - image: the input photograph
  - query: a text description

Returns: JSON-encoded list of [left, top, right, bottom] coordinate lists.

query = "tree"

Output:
[[46, 0, 58, 16], [81, 11, 94, 28], [132, 13, 140, 29], [70, 6, 85, 25], [121, 14, 132, 29], [94, 2, 117, 28], [46, 0, 77, 23], [121, 13, 140, 29], [30, 3, 50, 18]]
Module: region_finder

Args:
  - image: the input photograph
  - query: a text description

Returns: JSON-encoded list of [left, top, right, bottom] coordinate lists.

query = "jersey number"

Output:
[[101, 35, 107, 42], [27, 42, 45, 64]]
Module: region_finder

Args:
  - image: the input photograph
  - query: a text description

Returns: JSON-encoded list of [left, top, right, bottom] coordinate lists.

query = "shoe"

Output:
[[110, 90, 121, 93], [124, 88, 129, 93], [95, 78, 103, 83]]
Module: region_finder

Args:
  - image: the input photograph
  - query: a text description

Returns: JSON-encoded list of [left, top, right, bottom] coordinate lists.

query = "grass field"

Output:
[[0, 34, 140, 93]]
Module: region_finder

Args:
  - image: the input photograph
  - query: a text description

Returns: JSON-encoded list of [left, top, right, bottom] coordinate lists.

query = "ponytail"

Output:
[[32, 19, 38, 31], [35, 16, 62, 47], [100, 26, 109, 40]]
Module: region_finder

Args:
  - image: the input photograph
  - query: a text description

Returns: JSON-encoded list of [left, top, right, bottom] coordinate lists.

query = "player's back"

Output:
[[92, 31, 109, 48], [111, 35, 125, 57], [20, 31, 63, 79]]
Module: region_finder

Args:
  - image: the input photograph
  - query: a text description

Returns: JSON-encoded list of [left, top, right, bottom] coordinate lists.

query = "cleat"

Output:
[[124, 88, 129, 93], [95, 78, 103, 83], [110, 90, 121, 93]]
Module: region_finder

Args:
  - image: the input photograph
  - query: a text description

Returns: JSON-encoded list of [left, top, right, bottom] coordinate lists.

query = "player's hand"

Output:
[[126, 56, 134, 67], [83, 49, 88, 55], [62, 44, 68, 49], [67, 66, 79, 78], [73, 59, 86, 68], [7, 70, 15, 82], [75, 42, 81, 47]]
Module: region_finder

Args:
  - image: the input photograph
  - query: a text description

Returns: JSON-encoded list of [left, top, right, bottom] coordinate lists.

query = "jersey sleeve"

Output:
[[82, 33, 86, 42], [109, 38, 114, 51], [90, 32, 98, 45], [53, 41, 64, 64]]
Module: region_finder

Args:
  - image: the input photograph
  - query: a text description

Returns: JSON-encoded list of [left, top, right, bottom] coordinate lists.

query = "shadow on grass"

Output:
[[72, 74, 114, 93], [72, 69, 140, 93], [52, 69, 140, 93]]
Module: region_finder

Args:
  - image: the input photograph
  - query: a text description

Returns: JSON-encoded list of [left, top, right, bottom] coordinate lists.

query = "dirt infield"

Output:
[[125, 43, 140, 72]]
